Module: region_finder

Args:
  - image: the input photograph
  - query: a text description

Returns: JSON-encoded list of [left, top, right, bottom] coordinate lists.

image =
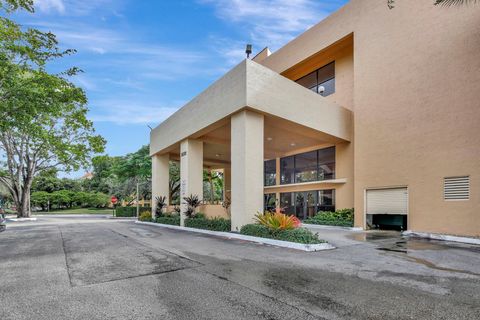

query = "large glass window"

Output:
[[295, 62, 335, 97], [280, 156, 295, 185], [295, 150, 318, 183], [318, 190, 335, 212], [264, 159, 276, 186], [280, 147, 335, 185], [264, 193, 276, 212], [318, 147, 336, 180]]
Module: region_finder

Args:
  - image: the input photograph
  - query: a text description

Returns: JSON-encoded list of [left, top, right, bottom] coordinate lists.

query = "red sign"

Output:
[[111, 196, 118, 204]]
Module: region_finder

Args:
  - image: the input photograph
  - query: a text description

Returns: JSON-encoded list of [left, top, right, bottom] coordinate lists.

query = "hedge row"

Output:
[[303, 219, 353, 227], [155, 215, 180, 226], [240, 224, 324, 244], [116, 206, 152, 217], [185, 217, 231, 232], [303, 209, 354, 227]]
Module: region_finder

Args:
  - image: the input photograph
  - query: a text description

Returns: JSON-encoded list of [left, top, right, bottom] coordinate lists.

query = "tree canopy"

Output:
[[0, 1, 105, 216]]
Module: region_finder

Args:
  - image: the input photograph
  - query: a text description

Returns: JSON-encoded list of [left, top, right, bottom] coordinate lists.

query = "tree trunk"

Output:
[[16, 182, 32, 218]]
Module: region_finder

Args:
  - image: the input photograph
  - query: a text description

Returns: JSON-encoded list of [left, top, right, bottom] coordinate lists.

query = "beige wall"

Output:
[[199, 204, 230, 219], [261, 0, 480, 236]]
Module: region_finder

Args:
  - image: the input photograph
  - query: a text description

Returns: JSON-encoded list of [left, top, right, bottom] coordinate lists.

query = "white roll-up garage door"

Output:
[[366, 188, 408, 215]]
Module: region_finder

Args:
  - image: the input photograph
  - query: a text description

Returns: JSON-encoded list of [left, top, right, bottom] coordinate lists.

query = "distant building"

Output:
[[80, 172, 94, 180]]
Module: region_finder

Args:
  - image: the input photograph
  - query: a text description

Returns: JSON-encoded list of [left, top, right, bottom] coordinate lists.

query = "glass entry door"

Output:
[[294, 191, 318, 220]]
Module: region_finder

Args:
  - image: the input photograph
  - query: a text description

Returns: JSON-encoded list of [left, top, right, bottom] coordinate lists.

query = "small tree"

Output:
[[31, 191, 49, 211]]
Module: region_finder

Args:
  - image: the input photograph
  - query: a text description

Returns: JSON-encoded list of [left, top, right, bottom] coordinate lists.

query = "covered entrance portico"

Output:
[[150, 59, 352, 231]]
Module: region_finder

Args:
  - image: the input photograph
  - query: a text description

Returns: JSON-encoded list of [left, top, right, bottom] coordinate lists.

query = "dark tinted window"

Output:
[[280, 156, 295, 185], [318, 147, 336, 180], [280, 146, 335, 185], [295, 62, 335, 97], [264, 159, 276, 186], [264, 193, 276, 212], [295, 150, 318, 183], [280, 192, 295, 215], [318, 189, 335, 212]]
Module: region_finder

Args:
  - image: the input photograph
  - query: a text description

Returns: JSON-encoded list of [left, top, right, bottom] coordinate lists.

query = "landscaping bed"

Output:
[[303, 209, 354, 228], [136, 210, 331, 251], [240, 224, 324, 244]]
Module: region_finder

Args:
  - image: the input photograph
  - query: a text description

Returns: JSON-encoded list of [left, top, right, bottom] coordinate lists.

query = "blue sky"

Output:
[[13, 0, 347, 176]]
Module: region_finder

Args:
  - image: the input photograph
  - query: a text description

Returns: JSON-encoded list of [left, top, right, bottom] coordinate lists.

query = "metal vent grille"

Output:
[[444, 176, 470, 200]]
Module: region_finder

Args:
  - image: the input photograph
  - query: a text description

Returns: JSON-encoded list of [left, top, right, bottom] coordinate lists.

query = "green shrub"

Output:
[[191, 212, 206, 219], [116, 206, 152, 217], [303, 208, 354, 227], [155, 214, 180, 226], [138, 211, 152, 222], [185, 216, 231, 232], [240, 224, 324, 244]]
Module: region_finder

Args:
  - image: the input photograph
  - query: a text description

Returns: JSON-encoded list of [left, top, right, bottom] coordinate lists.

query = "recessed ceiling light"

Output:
[[266, 137, 273, 141], [215, 153, 221, 157], [290, 143, 296, 147]]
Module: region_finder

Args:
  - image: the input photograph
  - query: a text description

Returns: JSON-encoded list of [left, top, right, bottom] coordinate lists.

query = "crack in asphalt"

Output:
[[58, 225, 74, 288]]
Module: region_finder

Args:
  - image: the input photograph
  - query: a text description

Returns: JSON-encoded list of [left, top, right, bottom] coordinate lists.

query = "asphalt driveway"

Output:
[[0, 215, 479, 319]]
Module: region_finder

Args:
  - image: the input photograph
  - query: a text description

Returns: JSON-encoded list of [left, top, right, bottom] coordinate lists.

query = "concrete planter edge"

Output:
[[136, 220, 335, 252]]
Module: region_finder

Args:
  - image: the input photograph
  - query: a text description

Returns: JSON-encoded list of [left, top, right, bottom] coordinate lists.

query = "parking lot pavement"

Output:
[[1, 216, 479, 320]]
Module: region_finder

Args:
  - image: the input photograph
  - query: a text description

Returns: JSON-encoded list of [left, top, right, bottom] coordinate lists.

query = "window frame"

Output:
[[295, 61, 335, 97]]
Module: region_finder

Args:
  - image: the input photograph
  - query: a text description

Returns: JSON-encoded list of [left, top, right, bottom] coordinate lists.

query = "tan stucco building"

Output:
[[151, 0, 480, 237]]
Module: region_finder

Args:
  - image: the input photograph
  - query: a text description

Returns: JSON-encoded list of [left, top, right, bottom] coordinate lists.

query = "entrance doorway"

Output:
[[280, 190, 335, 220]]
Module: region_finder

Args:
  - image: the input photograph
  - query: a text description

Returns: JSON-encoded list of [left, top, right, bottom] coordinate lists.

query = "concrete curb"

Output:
[[7, 217, 37, 222], [302, 223, 363, 232], [135, 221, 335, 252], [108, 216, 137, 220], [403, 231, 480, 245]]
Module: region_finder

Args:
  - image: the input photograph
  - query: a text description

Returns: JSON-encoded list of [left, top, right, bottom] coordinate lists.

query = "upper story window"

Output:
[[295, 62, 335, 97], [280, 146, 336, 185], [264, 159, 276, 186]]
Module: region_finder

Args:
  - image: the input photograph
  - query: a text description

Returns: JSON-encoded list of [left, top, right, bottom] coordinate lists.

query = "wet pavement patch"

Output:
[[60, 225, 200, 287]]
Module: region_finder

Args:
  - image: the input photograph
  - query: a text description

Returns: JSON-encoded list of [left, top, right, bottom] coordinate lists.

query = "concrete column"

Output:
[[231, 110, 264, 231], [152, 153, 170, 219], [180, 139, 203, 226]]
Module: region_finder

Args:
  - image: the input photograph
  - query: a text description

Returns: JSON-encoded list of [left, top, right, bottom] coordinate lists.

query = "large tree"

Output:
[[0, 1, 105, 217]]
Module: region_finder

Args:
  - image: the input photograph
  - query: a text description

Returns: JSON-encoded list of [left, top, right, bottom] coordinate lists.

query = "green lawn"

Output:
[[34, 208, 113, 215]]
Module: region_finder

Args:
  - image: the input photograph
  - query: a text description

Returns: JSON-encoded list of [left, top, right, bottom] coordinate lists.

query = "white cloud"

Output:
[[200, 0, 335, 49], [90, 99, 180, 125], [34, 0, 121, 16], [35, 0, 65, 14]]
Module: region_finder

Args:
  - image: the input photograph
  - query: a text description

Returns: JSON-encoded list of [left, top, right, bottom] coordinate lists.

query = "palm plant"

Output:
[[155, 196, 167, 216], [183, 194, 201, 218], [435, 0, 477, 5], [389, 0, 477, 8]]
